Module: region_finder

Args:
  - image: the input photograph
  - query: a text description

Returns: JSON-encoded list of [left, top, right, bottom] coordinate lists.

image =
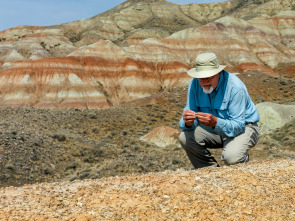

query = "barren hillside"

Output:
[[0, 70, 294, 187]]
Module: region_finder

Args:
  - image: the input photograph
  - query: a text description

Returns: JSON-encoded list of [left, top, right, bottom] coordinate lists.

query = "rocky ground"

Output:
[[0, 71, 294, 188], [0, 159, 294, 220]]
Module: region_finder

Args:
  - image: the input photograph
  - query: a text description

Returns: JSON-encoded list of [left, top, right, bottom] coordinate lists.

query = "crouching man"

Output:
[[179, 52, 260, 168]]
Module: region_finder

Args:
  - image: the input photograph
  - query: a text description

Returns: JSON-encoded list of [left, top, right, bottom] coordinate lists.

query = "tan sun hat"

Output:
[[187, 52, 227, 78]]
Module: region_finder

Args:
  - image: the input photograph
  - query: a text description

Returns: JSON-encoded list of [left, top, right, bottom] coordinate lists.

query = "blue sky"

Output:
[[0, 0, 227, 31]]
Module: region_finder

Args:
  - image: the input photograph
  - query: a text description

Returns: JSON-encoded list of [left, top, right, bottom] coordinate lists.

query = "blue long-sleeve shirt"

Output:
[[179, 71, 259, 137]]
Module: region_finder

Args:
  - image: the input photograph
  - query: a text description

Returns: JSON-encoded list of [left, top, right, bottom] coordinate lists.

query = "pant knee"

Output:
[[179, 132, 186, 148], [222, 154, 239, 165], [222, 152, 248, 165]]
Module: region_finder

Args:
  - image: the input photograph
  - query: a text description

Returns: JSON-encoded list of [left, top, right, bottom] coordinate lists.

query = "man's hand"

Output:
[[183, 110, 197, 127], [196, 112, 217, 127]]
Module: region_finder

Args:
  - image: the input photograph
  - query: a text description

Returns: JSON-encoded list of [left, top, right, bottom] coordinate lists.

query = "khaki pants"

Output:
[[179, 123, 260, 168]]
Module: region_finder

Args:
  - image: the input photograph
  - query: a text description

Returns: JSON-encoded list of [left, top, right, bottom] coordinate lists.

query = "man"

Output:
[[179, 52, 260, 168]]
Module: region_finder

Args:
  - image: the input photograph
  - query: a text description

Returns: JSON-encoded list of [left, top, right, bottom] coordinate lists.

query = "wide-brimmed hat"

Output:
[[187, 52, 227, 78]]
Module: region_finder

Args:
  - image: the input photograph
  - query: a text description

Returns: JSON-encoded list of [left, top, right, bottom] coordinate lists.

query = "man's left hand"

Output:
[[196, 112, 217, 127]]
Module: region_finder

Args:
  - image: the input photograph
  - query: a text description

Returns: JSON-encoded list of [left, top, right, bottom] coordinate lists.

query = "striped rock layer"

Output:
[[0, 0, 294, 108]]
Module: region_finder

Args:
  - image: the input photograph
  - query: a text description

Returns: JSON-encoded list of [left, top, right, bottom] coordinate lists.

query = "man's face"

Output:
[[198, 73, 221, 94]]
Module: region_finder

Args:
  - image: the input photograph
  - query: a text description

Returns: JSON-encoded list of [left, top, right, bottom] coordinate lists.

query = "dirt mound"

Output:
[[0, 159, 294, 220]]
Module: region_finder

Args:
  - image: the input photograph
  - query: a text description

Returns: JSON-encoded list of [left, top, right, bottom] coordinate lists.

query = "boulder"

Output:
[[140, 126, 181, 148], [256, 102, 295, 135]]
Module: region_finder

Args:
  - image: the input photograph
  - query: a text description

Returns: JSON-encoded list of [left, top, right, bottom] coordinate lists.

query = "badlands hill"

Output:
[[0, 0, 294, 108]]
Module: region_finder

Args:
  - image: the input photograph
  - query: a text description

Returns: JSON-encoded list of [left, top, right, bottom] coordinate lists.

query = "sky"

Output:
[[0, 0, 227, 31]]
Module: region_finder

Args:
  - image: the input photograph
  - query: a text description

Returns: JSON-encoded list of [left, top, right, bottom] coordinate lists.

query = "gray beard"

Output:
[[203, 86, 214, 94]]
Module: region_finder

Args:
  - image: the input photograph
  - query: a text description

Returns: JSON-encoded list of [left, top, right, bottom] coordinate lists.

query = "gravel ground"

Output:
[[0, 159, 294, 220]]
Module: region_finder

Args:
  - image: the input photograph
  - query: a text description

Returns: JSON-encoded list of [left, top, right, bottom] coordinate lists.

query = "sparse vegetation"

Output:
[[40, 41, 46, 49], [69, 35, 81, 44]]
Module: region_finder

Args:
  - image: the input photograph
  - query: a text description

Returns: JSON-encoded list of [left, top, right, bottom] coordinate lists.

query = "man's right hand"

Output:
[[183, 110, 197, 127]]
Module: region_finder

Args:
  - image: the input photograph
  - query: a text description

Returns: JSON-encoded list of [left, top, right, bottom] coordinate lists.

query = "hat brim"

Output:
[[187, 65, 227, 78]]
